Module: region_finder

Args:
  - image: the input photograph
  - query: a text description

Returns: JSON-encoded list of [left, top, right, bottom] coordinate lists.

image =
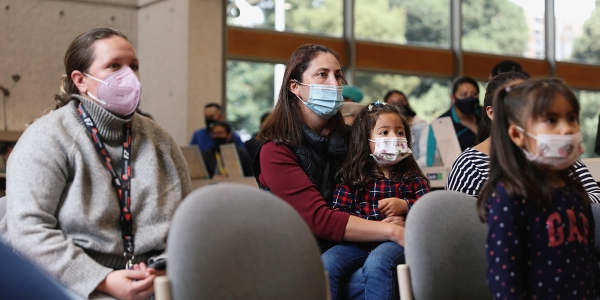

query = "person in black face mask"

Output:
[[201, 121, 253, 178], [383, 90, 428, 167], [190, 103, 247, 153], [425, 76, 481, 167]]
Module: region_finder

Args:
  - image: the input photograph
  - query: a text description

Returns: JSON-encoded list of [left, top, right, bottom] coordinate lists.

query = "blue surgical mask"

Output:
[[294, 80, 344, 119]]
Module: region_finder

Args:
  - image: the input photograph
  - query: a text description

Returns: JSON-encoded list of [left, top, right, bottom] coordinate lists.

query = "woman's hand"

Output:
[[378, 197, 408, 217], [382, 215, 406, 227], [96, 263, 156, 300], [148, 267, 166, 277], [344, 216, 405, 246], [389, 224, 405, 246]]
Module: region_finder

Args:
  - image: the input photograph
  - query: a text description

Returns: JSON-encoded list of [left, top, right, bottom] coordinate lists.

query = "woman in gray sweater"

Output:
[[0, 28, 191, 299]]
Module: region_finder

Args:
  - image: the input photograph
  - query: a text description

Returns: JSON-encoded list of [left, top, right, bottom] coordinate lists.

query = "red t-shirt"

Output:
[[258, 141, 350, 242]]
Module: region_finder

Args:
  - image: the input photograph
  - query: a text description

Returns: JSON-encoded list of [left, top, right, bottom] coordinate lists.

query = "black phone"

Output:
[[147, 258, 166, 270]]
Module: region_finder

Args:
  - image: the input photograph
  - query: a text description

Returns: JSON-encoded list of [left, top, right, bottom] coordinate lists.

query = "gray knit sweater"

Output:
[[0, 95, 192, 297]]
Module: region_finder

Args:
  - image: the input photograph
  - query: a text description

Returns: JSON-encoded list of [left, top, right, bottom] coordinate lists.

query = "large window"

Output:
[[577, 89, 600, 158], [555, 0, 600, 64], [462, 0, 542, 59], [226, 0, 343, 37], [354, 0, 450, 48], [354, 71, 450, 122], [226, 60, 275, 141], [225, 0, 600, 151]]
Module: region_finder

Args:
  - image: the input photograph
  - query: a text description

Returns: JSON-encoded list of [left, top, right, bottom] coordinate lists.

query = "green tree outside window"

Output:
[[571, 0, 600, 64]]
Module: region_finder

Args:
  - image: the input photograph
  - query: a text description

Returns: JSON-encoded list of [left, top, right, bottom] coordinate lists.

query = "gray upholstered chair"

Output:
[[0, 196, 6, 220], [591, 203, 600, 250], [155, 183, 329, 300], [397, 190, 491, 300], [0, 239, 83, 299]]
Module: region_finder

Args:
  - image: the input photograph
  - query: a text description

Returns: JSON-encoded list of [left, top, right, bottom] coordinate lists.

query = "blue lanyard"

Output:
[[77, 102, 134, 269]]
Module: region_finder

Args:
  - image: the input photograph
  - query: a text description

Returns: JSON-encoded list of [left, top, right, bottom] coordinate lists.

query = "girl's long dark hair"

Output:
[[257, 44, 347, 147], [336, 103, 429, 187], [477, 78, 590, 220], [476, 71, 529, 143]]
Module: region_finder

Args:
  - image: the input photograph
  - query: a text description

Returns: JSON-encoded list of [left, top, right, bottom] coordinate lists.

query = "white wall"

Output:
[[138, 0, 190, 144], [0, 0, 226, 145], [0, 0, 137, 131], [185, 0, 226, 143]]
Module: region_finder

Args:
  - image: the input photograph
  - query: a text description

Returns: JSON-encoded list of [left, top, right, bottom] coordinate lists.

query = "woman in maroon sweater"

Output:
[[253, 44, 404, 286]]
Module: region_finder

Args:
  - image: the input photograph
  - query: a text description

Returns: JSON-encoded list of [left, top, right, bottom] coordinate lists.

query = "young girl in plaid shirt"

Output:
[[322, 102, 430, 300]]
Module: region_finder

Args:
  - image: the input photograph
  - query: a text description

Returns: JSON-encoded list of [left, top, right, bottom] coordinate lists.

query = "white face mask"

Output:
[[516, 126, 584, 170], [369, 137, 412, 166]]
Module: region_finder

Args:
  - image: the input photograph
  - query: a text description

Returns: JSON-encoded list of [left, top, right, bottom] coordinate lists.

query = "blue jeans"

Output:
[[322, 242, 405, 300]]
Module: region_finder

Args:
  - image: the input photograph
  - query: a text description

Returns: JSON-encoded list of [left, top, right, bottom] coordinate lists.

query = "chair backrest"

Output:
[[167, 183, 328, 300], [0, 196, 5, 220], [0, 239, 83, 299], [591, 203, 600, 250], [404, 190, 491, 300]]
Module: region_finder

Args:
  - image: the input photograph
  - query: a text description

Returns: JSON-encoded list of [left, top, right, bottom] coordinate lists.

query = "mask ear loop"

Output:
[[292, 79, 309, 87], [292, 79, 309, 105], [515, 126, 538, 140], [83, 73, 110, 106], [83, 73, 110, 86], [295, 94, 308, 105], [86, 91, 109, 106]]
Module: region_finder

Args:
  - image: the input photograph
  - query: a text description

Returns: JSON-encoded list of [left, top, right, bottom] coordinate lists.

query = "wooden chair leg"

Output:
[[324, 271, 332, 300], [154, 276, 171, 300], [397, 264, 413, 300]]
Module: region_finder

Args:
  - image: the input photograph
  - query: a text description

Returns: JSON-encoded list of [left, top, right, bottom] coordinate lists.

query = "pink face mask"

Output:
[[84, 67, 141, 117]]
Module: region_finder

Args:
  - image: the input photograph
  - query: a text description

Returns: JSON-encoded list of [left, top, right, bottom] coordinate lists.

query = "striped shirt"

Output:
[[446, 148, 600, 203]]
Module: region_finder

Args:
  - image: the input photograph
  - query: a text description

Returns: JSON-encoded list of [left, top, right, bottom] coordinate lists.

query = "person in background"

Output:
[[325, 102, 430, 300], [341, 84, 363, 126], [203, 121, 253, 178], [489, 59, 529, 80], [426, 76, 480, 167], [384, 90, 428, 168], [595, 114, 600, 155], [446, 72, 600, 202], [0, 28, 191, 299], [478, 78, 600, 299], [190, 103, 245, 153], [340, 102, 366, 125], [343, 85, 364, 103], [244, 112, 271, 160]]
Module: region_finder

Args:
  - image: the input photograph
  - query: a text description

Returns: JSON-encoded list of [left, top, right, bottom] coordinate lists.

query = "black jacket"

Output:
[[252, 124, 350, 252], [253, 124, 349, 206]]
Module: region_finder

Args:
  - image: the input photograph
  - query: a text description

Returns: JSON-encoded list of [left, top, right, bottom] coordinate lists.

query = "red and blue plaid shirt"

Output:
[[332, 173, 430, 220]]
